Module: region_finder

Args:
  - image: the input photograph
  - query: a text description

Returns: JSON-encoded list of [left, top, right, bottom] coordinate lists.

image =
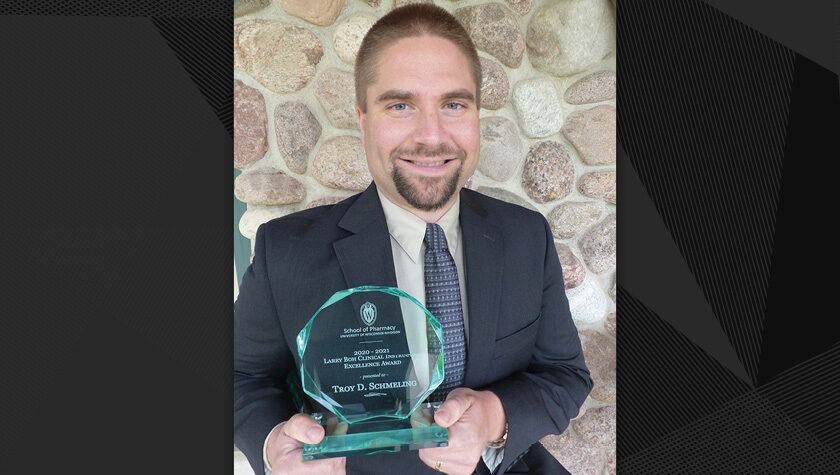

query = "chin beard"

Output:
[[392, 166, 462, 212], [389, 143, 466, 212]]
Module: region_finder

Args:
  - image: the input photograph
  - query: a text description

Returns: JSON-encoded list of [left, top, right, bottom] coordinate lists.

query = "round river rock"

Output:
[[521, 141, 575, 203], [234, 20, 323, 94]]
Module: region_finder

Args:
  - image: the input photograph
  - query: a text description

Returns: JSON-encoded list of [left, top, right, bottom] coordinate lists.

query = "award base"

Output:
[[302, 407, 448, 460]]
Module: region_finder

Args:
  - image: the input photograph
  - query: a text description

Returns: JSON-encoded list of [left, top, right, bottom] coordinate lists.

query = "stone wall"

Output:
[[234, 1, 616, 473]]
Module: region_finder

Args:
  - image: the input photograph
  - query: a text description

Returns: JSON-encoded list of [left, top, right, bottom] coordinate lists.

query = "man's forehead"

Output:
[[367, 38, 475, 92], [378, 35, 468, 66]]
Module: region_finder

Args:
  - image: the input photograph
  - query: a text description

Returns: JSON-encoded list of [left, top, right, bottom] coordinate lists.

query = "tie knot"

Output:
[[424, 223, 448, 252]]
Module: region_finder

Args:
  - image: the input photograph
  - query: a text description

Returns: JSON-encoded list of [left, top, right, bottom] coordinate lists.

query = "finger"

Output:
[[418, 449, 446, 472], [434, 389, 474, 427], [282, 413, 326, 444], [418, 444, 450, 460]]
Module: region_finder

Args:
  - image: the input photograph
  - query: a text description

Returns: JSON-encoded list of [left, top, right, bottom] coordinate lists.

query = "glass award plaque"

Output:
[[296, 286, 448, 460]]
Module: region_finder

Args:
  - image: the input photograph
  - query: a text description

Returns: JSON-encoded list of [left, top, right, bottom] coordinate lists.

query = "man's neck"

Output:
[[379, 190, 460, 224]]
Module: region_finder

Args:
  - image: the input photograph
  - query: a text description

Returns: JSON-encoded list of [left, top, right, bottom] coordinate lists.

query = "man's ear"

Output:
[[355, 105, 366, 142]]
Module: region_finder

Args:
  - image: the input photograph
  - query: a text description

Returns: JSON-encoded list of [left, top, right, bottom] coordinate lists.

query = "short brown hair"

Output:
[[354, 4, 482, 112]]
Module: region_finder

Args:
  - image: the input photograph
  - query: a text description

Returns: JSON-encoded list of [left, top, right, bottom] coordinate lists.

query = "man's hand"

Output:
[[265, 414, 346, 474], [418, 388, 507, 475]]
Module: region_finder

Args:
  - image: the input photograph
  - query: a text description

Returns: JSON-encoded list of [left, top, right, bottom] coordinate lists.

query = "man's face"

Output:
[[357, 35, 480, 214]]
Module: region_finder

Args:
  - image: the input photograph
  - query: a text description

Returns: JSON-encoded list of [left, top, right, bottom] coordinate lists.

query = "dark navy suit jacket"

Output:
[[234, 184, 592, 474]]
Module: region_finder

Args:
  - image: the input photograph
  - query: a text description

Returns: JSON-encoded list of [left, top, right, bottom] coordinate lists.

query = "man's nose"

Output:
[[413, 109, 446, 145]]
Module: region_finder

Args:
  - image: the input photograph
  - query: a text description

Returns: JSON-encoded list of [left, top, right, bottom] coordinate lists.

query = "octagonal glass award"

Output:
[[296, 286, 448, 460]]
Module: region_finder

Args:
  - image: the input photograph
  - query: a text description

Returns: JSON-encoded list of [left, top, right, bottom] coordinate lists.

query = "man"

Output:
[[234, 5, 591, 474]]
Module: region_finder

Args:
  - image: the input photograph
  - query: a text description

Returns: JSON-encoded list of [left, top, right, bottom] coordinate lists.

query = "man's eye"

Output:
[[445, 102, 464, 110], [390, 103, 407, 111]]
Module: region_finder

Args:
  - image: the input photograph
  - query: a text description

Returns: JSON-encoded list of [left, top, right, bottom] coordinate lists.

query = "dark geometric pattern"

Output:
[[618, 289, 752, 458], [758, 342, 840, 453], [618, 142, 752, 384], [0, 1, 234, 472], [0, 1, 227, 17], [621, 290, 840, 471], [623, 389, 840, 473], [151, 17, 233, 137], [620, 0, 839, 471], [424, 223, 466, 402], [754, 51, 839, 384], [619, 0, 795, 384], [1, 3, 233, 138]]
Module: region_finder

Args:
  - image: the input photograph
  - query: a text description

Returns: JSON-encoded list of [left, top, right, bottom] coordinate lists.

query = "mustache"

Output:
[[390, 144, 466, 161]]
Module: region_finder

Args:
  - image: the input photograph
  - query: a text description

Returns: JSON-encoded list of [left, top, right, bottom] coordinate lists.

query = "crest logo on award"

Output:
[[360, 302, 377, 326]]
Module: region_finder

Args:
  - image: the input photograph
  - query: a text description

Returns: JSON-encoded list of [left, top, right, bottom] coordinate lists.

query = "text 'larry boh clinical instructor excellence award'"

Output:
[[296, 286, 448, 460]]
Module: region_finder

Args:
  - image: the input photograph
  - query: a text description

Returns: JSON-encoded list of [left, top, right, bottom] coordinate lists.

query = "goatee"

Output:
[[390, 144, 465, 211]]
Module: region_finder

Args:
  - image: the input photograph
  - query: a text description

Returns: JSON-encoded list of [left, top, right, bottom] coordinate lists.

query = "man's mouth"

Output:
[[407, 159, 451, 167], [391, 145, 465, 170]]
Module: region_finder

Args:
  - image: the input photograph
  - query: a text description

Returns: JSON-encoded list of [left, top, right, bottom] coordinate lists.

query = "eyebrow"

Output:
[[374, 88, 476, 104]]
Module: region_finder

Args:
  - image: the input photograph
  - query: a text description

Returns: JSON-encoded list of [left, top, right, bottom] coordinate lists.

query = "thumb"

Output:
[[434, 391, 473, 428], [283, 413, 326, 444]]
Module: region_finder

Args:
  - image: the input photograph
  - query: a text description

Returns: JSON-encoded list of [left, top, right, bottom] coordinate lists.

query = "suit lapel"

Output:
[[333, 184, 399, 290], [460, 191, 504, 387]]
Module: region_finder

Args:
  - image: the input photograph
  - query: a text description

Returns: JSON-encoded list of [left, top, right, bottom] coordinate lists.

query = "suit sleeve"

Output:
[[482, 215, 593, 473], [234, 224, 297, 475]]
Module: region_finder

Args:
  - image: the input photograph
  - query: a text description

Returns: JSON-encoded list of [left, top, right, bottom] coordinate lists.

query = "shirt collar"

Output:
[[377, 189, 461, 264]]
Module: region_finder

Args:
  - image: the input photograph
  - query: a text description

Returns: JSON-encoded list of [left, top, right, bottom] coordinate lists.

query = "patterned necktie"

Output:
[[424, 222, 466, 402]]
